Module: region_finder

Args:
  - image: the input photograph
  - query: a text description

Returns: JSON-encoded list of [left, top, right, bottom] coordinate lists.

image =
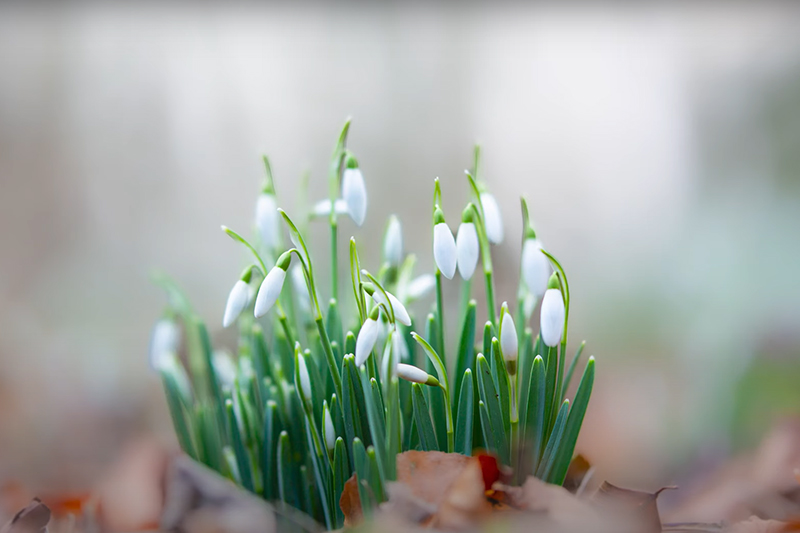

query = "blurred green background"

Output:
[[1, 2, 799, 492]]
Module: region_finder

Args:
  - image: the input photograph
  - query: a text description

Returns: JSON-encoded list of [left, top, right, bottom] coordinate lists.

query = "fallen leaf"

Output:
[[502, 475, 604, 531], [434, 457, 493, 529], [593, 481, 674, 533], [563, 454, 593, 495], [340, 474, 363, 527], [0, 499, 50, 533], [395, 451, 471, 509], [380, 482, 436, 525], [727, 516, 789, 533]]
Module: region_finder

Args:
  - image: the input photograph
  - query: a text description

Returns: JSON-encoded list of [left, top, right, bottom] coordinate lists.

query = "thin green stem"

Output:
[[435, 270, 446, 364], [330, 221, 338, 301], [315, 316, 343, 402]]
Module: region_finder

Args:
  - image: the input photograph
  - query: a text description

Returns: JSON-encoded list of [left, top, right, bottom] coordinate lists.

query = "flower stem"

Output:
[[330, 220, 338, 301], [435, 270, 446, 365]]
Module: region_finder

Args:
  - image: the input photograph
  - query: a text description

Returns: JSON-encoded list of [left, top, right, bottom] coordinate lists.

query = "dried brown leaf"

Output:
[[340, 474, 363, 527], [593, 481, 674, 533], [0, 499, 50, 533], [395, 451, 472, 509], [433, 457, 493, 530]]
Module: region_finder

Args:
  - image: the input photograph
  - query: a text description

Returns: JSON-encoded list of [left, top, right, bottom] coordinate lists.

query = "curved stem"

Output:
[[435, 270, 446, 364]]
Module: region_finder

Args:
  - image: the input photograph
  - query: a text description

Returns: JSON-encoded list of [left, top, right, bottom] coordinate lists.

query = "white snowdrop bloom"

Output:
[[255, 193, 279, 249], [223, 280, 251, 328], [407, 274, 436, 300], [290, 264, 311, 315], [480, 193, 504, 244], [342, 167, 367, 226], [371, 290, 412, 326], [213, 352, 238, 390], [521, 238, 550, 298], [149, 319, 181, 371], [541, 287, 566, 347], [297, 353, 312, 401], [500, 310, 518, 362], [311, 198, 349, 217], [323, 406, 336, 451], [433, 222, 457, 279], [355, 318, 379, 366], [456, 222, 479, 280], [383, 215, 403, 267], [396, 363, 439, 386], [254, 266, 287, 318]]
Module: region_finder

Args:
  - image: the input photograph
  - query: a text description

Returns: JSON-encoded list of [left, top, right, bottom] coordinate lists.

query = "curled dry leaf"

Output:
[[395, 451, 472, 509], [593, 481, 674, 533], [434, 456, 493, 530], [339, 475, 363, 527], [0, 499, 50, 533]]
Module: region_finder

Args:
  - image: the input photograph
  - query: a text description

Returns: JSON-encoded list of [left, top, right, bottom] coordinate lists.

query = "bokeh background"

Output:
[[1, 1, 799, 498]]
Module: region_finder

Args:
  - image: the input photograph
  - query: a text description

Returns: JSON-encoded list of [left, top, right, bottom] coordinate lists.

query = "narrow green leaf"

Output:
[[476, 354, 508, 464], [332, 437, 348, 527], [543, 345, 558, 439], [226, 399, 254, 492], [549, 357, 595, 486], [352, 438, 374, 519], [482, 321, 494, 361], [277, 431, 299, 508], [161, 372, 197, 459], [262, 400, 281, 500], [326, 298, 344, 356], [411, 383, 438, 451], [367, 446, 386, 503], [561, 341, 586, 402], [385, 376, 400, 480], [523, 355, 546, 475], [344, 331, 356, 359], [454, 300, 477, 406], [303, 410, 333, 529], [454, 369, 474, 455], [360, 371, 387, 487], [490, 337, 511, 437], [516, 329, 535, 436], [537, 399, 570, 482]]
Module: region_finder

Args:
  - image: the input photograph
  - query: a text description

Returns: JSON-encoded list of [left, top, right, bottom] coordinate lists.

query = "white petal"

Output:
[[407, 274, 436, 300], [213, 352, 238, 390], [255, 193, 279, 248], [480, 193, 504, 244], [500, 312, 518, 361], [312, 198, 349, 217], [456, 222, 479, 280], [149, 319, 180, 371], [334, 199, 349, 214], [297, 353, 312, 401], [223, 280, 251, 328], [372, 290, 412, 327], [384, 215, 403, 266], [433, 222, 457, 279], [521, 239, 551, 298], [540, 288, 565, 347], [324, 407, 336, 451], [290, 264, 311, 315], [355, 318, 379, 367], [254, 266, 286, 317], [396, 363, 429, 384], [342, 168, 367, 226]]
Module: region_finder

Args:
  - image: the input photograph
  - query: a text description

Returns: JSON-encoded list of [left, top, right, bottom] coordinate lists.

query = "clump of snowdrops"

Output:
[[150, 120, 595, 529]]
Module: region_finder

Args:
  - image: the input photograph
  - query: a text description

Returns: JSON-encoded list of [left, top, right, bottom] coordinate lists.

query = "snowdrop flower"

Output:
[[433, 207, 457, 279], [311, 198, 349, 218], [480, 192, 504, 244], [255, 192, 280, 249], [540, 274, 566, 347], [396, 363, 440, 386], [456, 208, 479, 280], [342, 155, 367, 226], [296, 352, 312, 404], [290, 264, 311, 316], [407, 274, 436, 301], [383, 215, 403, 267], [355, 313, 380, 366], [223, 274, 252, 328], [254, 251, 291, 318], [323, 404, 336, 452], [149, 318, 180, 371], [521, 236, 550, 299], [500, 308, 518, 374], [368, 286, 411, 326], [213, 352, 238, 390]]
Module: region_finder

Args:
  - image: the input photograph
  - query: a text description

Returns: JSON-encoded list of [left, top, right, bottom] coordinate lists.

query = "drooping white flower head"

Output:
[[255, 193, 280, 249], [370, 287, 412, 327], [396, 363, 439, 386], [407, 274, 436, 301], [480, 192, 504, 244], [254, 251, 291, 318], [521, 237, 550, 299], [383, 215, 403, 267], [355, 316, 379, 366], [223, 279, 251, 328], [296, 352, 312, 402], [456, 218, 479, 280], [500, 308, 518, 362], [540, 274, 566, 347], [433, 207, 457, 279], [149, 318, 181, 371], [311, 198, 349, 218], [342, 155, 367, 226], [323, 404, 336, 452]]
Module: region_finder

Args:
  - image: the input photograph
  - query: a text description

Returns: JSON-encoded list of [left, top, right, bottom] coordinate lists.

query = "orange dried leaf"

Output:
[[340, 474, 363, 527]]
